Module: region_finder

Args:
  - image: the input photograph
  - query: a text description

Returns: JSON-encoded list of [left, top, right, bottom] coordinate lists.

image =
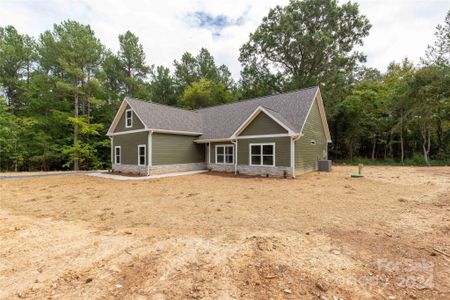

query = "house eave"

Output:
[[194, 138, 233, 144], [107, 128, 203, 137], [195, 132, 300, 143]]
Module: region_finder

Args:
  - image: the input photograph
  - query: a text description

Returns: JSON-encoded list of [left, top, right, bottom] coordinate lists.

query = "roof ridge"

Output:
[[126, 97, 198, 114], [194, 86, 318, 112], [125, 86, 318, 113]]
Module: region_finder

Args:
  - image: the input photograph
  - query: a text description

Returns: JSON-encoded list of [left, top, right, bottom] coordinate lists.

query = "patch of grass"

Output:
[[334, 155, 448, 167]]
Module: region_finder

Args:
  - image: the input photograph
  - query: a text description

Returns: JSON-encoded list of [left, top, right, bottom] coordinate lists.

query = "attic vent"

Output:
[[310, 139, 316, 145]]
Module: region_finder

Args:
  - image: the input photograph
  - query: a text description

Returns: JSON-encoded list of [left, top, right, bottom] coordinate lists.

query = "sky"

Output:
[[1, 0, 448, 79]]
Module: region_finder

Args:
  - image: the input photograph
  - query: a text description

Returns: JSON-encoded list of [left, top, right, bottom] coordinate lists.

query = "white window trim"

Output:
[[114, 146, 121, 165], [215, 144, 234, 165], [138, 144, 146, 166], [125, 109, 133, 128], [249, 143, 276, 167]]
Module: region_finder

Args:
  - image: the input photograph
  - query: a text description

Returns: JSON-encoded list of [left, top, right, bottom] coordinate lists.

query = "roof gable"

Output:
[[232, 106, 294, 138], [239, 110, 288, 136], [107, 99, 148, 135], [112, 104, 145, 133], [299, 89, 331, 142]]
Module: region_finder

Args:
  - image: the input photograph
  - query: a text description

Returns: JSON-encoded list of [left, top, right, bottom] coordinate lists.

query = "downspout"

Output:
[[147, 130, 153, 176], [109, 136, 113, 170], [291, 134, 302, 178], [231, 139, 237, 175]]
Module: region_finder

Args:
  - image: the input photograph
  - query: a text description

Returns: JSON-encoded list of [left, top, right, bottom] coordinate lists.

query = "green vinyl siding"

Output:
[[295, 99, 327, 173], [238, 137, 291, 167], [112, 131, 148, 165], [152, 133, 204, 165], [240, 112, 287, 136], [209, 142, 234, 164], [114, 104, 145, 133]]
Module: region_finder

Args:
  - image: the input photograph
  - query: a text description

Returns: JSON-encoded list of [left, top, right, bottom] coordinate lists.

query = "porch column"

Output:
[[208, 142, 211, 164]]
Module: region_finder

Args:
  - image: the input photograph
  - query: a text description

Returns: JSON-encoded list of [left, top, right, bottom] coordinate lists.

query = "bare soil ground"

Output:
[[0, 171, 70, 177], [1, 166, 449, 299]]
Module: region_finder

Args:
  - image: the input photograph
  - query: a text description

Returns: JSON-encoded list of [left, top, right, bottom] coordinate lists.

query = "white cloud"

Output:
[[357, 0, 448, 70], [0, 0, 448, 79]]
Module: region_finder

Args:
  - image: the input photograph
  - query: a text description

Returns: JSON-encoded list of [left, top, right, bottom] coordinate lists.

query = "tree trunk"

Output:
[[384, 133, 390, 161], [427, 128, 431, 166], [422, 142, 429, 166], [334, 123, 338, 159], [400, 109, 404, 163], [14, 141, 18, 172], [436, 115, 442, 151], [74, 93, 79, 171], [421, 126, 431, 167], [349, 142, 353, 162], [371, 136, 376, 161], [384, 144, 388, 161], [388, 131, 393, 160]]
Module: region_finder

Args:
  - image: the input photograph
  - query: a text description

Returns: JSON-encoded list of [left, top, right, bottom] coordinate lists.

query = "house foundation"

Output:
[[208, 164, 293, 178]]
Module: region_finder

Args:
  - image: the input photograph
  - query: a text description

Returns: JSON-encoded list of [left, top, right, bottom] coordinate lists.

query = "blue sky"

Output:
[[1, 0, 448, 79]]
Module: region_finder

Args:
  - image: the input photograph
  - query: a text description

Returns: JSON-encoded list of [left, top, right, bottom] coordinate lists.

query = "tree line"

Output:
[[0, 0, 448, 171]]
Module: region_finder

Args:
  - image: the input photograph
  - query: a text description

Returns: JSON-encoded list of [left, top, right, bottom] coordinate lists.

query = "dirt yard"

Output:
[[0, 166, 449, 299]]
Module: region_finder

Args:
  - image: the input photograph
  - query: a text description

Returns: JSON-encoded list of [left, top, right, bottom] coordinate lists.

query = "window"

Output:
[[114, 146, 121, 165], [216, 145, 234, 164], [250, 143, 275, 166], [125, 109, 133, 128], [310, 139, 316, 145], [138, 144, 146, 166]]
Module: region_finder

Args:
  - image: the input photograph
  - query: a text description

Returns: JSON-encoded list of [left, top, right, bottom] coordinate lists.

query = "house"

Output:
[[106, 86, 331, 178]]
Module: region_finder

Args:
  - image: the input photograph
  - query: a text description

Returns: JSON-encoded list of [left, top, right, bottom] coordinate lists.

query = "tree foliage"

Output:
[[149, 65, 177, 106], [173, 48, 236, 109], [174, 48, 235, 94], [38, 20, 105, 170], [117, 31, 150, 97], [0, 4, 449, 171], [0, 26, 35, 113], [239, 0, 370, 92], [179, 78, 232, 109]]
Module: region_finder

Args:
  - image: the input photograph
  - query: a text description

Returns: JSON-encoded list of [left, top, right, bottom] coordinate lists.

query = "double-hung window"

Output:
[[125, 109, 133, 128], [138, 144, 146, 166], [250, 143, 275, 166], [216, 145, 234, 164], [114, 146, 121, 165]]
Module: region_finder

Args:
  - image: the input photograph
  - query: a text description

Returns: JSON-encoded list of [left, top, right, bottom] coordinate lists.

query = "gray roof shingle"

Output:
[[195, 86, 318, 140], [126, 97, 203, 133], [125, 86, 318, 140]]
